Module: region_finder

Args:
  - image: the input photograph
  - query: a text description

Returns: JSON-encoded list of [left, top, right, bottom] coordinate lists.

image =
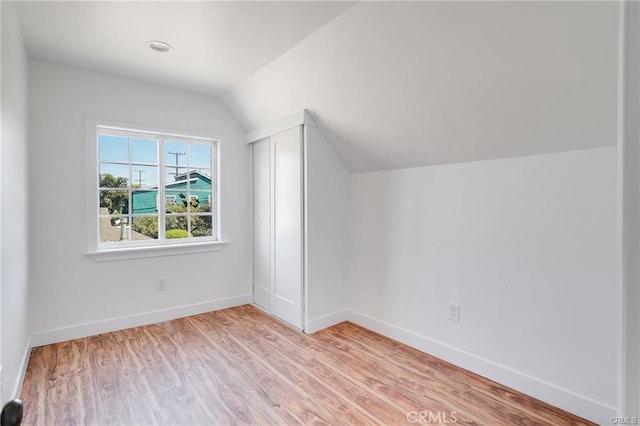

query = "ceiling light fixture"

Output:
[[147, 40, 173, 53]]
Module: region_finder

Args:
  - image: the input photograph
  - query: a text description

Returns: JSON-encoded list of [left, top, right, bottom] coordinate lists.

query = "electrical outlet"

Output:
[[158, 278, 168, 291], [449, 303, 460, 322]]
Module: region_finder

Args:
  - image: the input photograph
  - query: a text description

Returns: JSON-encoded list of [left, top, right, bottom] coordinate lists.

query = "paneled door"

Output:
[[270, 127, 304, 329], [252, 127, 303, 329]]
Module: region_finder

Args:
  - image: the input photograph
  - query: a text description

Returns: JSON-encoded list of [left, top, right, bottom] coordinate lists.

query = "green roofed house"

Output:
[[132, 170, 213, 215]]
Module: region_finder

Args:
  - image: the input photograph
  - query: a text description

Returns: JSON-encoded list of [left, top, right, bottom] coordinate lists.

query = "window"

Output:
[[89, 121, 225, 260]]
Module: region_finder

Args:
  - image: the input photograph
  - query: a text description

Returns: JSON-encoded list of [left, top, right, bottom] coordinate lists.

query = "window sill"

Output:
[[86, 241, 229, 262]]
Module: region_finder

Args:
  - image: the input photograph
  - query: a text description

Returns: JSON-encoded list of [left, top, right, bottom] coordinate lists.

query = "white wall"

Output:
[[1, 2, 30, 402], [304, 125, 349, 331], [27, 60, 252, 343], [346, 147, 619, 424]]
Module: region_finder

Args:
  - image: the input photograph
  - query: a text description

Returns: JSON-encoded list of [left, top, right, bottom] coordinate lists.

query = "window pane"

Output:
[[131, 165, 158, 188], [189, 173, 211, 194], [166, 199, 187, 214], [165, 142, 187, 168], [191, 214, 213, 237], [132, 138, 157, 164], [193, 168, 212, 180], [185, 194, 198, 213], [188, 167, 211, 212], [132, 190, 158, 214], [99, 135, 128, 162], [165, 194, 177, 211], [131, 215, 159, 240], [100, 214, 130, 243], [165, 167, 188, 185], [99, 164, 129, 188], [96, 127, 218, 249], [190, 144, 211, 168], [99, 190, 129, 214], [166, 215, 189, 239], [194, 191, 212, 212]]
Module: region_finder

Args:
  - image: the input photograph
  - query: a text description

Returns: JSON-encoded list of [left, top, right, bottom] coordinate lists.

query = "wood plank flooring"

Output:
[[20, 305, 594, 425]]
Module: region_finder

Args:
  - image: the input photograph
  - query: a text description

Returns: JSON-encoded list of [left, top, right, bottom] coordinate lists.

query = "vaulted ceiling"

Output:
[[13, 1, 356, 94], [13, 1, 619, 172]]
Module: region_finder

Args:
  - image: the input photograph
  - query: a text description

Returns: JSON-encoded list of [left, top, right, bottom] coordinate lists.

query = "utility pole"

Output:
[[168, 151, 186, 179], [133, 169, 146, 187]]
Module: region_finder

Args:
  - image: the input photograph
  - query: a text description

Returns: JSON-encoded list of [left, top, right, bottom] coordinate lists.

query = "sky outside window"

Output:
[[99, 135, 213, 188]]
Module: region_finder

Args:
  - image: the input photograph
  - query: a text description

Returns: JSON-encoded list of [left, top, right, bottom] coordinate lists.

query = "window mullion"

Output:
[[188, 139, 193, 232], [158, 137, 166, 242], [186, 140, 191, 216], [127, 136, 133, 241]]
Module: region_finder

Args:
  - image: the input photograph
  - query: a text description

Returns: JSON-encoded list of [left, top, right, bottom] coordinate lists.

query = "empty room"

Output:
[[1, 1, 639, 425]]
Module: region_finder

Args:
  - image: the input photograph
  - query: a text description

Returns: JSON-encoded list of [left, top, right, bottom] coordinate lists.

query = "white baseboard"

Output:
[[12, 337, 31, 399], [30, 294, 252, 347], [347, 309, 616, 425], [306, 310, 348, 334]]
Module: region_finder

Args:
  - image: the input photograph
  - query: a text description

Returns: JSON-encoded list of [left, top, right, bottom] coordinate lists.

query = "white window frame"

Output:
[[86, 118, 228, 261]]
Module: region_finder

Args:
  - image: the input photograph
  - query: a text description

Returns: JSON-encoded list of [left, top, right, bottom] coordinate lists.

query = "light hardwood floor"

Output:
[[20, 305, 594, 425]]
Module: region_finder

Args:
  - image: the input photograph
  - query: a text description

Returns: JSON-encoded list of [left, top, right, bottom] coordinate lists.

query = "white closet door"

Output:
[[252, 138, 271, 310], [270, 127, 303, 329]]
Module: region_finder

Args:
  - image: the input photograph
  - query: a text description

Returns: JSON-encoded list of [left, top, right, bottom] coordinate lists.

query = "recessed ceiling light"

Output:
[[147, 40, 172, 53]]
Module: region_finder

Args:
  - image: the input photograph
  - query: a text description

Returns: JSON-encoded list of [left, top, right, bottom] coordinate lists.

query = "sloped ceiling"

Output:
[[13, 1, 619, 173], [224, 1, 619, 172], [13, 1, 356, 94]]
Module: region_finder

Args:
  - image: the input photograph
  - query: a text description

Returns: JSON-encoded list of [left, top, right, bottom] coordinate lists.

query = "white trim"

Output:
[[298, 126, 306, 331], [87, 117, 100, 254], [30, 294, 252, 347], [215, 131, 225, 243], [87, 240, 229, 262], [11, 337, 31, 398], [246, 110, 316, 144], [87, 116, 224, 256], [347, 309, 616, 425], [305, 310, 348, 334], [303, 128, 310, 332], [97, 122, 218, 143], [250, 142, 256, 306]]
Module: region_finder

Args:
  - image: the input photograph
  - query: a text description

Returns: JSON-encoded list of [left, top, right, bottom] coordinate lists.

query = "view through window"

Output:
[[97, 126, 218, 247]]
